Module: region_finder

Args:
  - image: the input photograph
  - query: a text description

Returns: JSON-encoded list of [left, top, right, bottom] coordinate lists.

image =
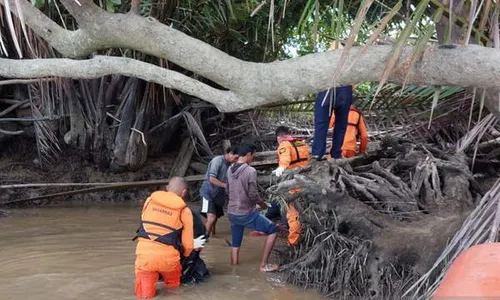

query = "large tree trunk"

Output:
[[0, 0, 499, 117], [271, 137, 478, 298]]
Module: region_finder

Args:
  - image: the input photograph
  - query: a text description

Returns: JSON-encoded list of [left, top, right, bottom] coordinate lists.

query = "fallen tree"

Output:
[[0, 0, 499, 116], [268, 137, 482, 298]]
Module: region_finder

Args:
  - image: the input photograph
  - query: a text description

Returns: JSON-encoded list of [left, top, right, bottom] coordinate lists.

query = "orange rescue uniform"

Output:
[[134, 190, 194, 298], [329, 107, 368, 158], [277, 138, 310, 169], [277, 137, 310, 246]]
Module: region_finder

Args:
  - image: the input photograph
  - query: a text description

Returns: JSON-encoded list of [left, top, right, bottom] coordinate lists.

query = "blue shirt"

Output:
[[199, 155, 230, 200]]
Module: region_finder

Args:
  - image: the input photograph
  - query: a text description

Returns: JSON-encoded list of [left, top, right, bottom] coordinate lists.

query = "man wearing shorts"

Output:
[[199, 146, 238, 237], [226, 144, 279, 272]]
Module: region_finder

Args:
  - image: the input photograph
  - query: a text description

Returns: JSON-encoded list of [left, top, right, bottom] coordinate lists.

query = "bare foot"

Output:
[[260, 264, 279, 272]]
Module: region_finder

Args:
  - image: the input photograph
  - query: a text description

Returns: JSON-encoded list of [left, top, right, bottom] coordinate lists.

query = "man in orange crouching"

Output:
[[328, 101, 368, 158], [253, 126, 310, 246], [134, 176, 206, 298]]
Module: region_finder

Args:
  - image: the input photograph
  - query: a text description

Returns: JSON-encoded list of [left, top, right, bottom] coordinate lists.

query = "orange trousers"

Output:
[[286, 203, 300, 246], [433, 243, 500, 298], [135, 254, 182, 298]]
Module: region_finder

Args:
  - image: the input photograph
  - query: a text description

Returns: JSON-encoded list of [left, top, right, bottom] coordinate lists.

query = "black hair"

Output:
[[275, 126, 290, 137], [236, 143, 256, 156], [225, 145, 238, 154]]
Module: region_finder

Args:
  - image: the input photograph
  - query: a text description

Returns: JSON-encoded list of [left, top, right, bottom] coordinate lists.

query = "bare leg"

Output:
[[205, 213, 216, 236], [211, 218, 218, 236], [260, 232, 278, 269], [231, 247, 240, 265]]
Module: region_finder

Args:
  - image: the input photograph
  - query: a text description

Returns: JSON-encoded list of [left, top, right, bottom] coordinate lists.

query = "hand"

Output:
[[259, 202, 269, 210], [273, 167, 285, 177], [194, 235, 206, 249]]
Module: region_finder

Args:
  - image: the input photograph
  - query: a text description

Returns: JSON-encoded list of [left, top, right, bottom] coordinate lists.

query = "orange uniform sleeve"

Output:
[[329, 113, 336, 128], [358, 115, 369, 154], [180, 207, 194, 257], [278, 142, 292, 169]]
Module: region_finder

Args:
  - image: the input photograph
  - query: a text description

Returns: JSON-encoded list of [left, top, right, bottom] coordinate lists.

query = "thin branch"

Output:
[[0, 116, 62, 122], [0, 175, 206, 205], [0, 78, 56, 86], [0, 100, 28, 117], [0, 128, 24, 135]]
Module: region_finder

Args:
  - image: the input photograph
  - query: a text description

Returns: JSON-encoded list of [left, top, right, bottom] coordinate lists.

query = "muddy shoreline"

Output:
[[0, 140, 202, 208]]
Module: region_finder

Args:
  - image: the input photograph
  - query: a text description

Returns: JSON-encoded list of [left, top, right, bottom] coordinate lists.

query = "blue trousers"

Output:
[[311, 87, 353, 159], [228, 211, 278, 247]]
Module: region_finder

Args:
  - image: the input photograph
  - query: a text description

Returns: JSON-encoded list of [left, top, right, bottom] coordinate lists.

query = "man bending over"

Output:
[[200, 146, 239, 237], [134, 177, 206, 298]]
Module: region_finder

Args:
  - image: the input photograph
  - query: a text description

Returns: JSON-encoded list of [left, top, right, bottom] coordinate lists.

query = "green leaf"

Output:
[[30, 0, 45, 9]]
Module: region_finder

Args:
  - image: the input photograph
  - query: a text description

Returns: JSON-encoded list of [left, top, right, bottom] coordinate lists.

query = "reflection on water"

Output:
[[0, 206, 323, 300]]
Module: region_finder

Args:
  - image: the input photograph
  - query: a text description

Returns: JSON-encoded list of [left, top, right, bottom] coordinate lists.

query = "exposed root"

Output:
[[269, 138, 477, 298]]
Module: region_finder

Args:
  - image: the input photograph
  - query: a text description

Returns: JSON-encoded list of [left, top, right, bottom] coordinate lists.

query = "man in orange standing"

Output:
[[329, 101, 368, 158], [268, 126, 310, 246], [134, 177, 206, 298]]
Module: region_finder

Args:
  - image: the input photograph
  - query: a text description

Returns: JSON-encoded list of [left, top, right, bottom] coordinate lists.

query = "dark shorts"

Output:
[[228, 211, 278, 248], [200, 195, 225, 219]]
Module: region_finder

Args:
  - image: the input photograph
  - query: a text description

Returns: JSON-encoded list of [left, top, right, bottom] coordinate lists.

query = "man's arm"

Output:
[[209, 176, 226, 188], [180, 207, 194, 257], [207, 157, 226, 188], [247, 169, 265, 207], [358, 116, 369, 154]]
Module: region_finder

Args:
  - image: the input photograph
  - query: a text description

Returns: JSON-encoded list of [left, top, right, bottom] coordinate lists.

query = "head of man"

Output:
[[167, 176, 188, 198], [224, 145, 239, 163], [236, 143, 257, 164], [275, 126, 290, 144]]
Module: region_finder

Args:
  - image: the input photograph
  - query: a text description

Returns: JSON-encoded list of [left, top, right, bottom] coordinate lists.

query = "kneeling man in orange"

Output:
[[134, 176, 206, 298]]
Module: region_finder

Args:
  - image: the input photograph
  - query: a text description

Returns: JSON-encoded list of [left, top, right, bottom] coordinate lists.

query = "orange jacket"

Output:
[[277, 137, 310, 169], [135, 191, 194, 261], [329, 108, 368, 154]]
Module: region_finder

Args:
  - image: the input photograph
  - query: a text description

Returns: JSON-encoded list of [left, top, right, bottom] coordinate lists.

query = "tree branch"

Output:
[[0, 128, 24, 135], [1, 1, 500, 116], [130, 0, 141, 15], [0, 0, 91, 57], [0, 56, 248, 112]]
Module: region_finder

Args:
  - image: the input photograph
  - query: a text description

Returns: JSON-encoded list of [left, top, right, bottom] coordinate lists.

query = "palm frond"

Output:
[[404, 178, 500, 299]]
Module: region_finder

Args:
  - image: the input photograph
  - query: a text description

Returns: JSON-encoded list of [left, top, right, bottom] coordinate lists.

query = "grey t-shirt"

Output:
[[199, 155, 229, 200]]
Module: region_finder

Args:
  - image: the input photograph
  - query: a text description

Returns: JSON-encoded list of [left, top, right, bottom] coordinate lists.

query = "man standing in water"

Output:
[[226, 144, 279, 272], [134, 177, 206, 298], [200, 146, 239, 237]]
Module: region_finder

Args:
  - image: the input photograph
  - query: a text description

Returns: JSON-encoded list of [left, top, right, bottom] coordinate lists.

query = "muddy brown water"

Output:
[[0, 206, 323, 300]]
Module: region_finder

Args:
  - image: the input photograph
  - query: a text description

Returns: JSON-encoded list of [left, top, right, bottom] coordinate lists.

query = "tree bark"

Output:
[[110, 78, 138, 172], [1, 0, 500, 117], [169, 138, 194, 177]]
